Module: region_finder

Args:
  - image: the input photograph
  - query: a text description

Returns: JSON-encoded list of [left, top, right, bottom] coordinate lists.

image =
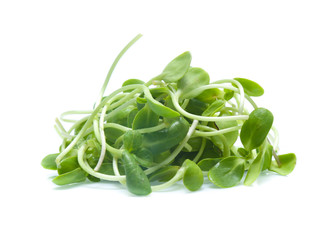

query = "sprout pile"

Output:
[[42, 34, 296, 195]]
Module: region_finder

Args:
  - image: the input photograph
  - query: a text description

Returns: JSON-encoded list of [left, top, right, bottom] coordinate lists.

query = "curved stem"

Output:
[[60, 110, 93, 123], [55, 84, 143, 165], [136, 123, 166, 133], [151, 166, 186, 191], [94, 105, 108, 171], [212, 79, 245, 114], [77, 144, 126, 181], [95, 33, 143, 106], [245, 94, 258, 109], [193, 125, 242, 137], [271, 126, 280, 152], [192, 138, 206, 163], [218, 134, 230, 157], [113, 157, 126, 185], [67, 115, 90, 134], [169, 91, 249, 122]]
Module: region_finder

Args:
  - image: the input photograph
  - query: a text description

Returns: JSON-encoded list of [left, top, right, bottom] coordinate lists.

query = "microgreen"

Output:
[[208, 156, 245, 188], [42, 34, 296, 195], [154, 51, 192, 82]]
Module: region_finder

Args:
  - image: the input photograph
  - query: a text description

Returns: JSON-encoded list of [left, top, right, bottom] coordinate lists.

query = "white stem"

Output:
[[113, 157, 126, 185], [60, 110, 93, 123], [170, 91, 248, 122], [94, 105, 108, 171], [193, 125, 242, 137]]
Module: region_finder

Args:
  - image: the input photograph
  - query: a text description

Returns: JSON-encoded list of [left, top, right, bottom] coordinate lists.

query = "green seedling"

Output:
[[42, 34, 296, 195]]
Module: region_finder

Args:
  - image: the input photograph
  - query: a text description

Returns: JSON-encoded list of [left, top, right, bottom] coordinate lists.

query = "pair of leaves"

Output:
[[132, 104, 159, 130], [123, 130, 154, 167], [149, 159, 204, 191], [206, 141, 272, 188], [154, 51, 210, 101], [207, 146, 296, 188], [41, 153, 88, 186], [54, 155, 88, 185]]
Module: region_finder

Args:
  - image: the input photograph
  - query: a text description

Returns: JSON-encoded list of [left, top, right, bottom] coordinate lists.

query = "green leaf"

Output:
[[244, 151, 264, 186], [200, 139, 221, 159], [133, 148, 154, 167], [244, 142, 274, 185], [57, 156, 79, 175], [155, 51, 192, 83], [240, 108, 273, 151], [136, 97, 147, 104], [122, 150, 151, 196], [150, 87, 169, 99], [197, 158, 221, 171], [123, 130, 143, 152], [224, 89, 234, 101], [152, 151, 171, 164], [98, 163, 118, 175], [41, 153, 59, 170], [202, 100, 225, 116], [146, 97, 180, 118], [87, 175, 100, 182], [237, 148, 250, 158], [104, 127, 125, 145], [185, 98, 209, 115], [211, 134, 230, 157], [127, 108, 138, 128], [52, 168, 87, 186], [132, 104, 159, 130], [233, 78, 264, 97], [122, 79, 145, 92], [148, 166, 180, 182], [195, 88, 224, 104], [262, 144, 273, 171], [208, 156, 245, 188], [107, 104, 136, 125], [183, 159, 204, 191], [269, 153, 296, 176], [178, 67, 210, 99], [142, 117, 190, 154]]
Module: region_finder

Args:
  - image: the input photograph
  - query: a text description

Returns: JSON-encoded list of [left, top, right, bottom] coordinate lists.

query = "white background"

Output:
[[1, 0, 330, 239]]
